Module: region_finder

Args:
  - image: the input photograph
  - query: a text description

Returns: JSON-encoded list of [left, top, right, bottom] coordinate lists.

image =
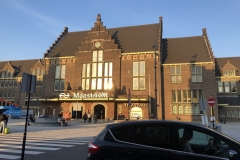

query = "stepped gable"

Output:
[[202, 28, 215, 62], [0, 59, 40, 77], [44, 27, 68, 58], [162, 35, 212, 64], [215, 57, 240, 76], [46, 14, 159, 58], [76, 13, 119, 53]]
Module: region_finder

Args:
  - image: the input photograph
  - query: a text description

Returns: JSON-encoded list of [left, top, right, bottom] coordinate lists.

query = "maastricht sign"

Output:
[[59, 92, 108, 99]]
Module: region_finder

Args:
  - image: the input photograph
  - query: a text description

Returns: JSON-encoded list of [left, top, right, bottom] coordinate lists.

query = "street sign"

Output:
[[207, 98, 215, 106]]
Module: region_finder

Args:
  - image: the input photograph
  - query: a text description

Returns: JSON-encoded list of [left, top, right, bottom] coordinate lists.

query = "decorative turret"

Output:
[[44, 27, 68, 58], [202, 28, 215, 62], [91, 14, 106, 32]]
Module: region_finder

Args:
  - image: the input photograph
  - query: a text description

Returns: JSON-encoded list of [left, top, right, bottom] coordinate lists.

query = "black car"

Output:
[[88, 120, 240, 160]]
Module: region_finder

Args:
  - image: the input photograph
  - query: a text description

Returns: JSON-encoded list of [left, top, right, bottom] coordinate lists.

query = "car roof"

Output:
[[105, 120, 240, 144], [107, 120, 206, 128]]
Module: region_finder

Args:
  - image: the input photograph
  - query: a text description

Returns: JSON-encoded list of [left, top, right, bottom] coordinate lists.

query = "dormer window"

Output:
[[230, 70, 235, 76], [223, 70, 236, 76], [32, 67, 44, 77], [223, 70, 229, 76]]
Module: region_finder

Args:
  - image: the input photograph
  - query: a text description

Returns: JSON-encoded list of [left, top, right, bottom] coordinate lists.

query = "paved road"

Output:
[[0, 119, 239, 160]]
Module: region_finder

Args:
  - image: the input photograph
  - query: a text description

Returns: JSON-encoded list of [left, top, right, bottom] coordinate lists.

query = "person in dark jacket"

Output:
[[0, 114, 7, 134], [94, 114, 97, 123], [83, 112, 87, 123]]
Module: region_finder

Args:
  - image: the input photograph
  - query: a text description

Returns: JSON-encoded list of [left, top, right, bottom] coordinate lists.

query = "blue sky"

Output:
[[0, 0, 239, 61]]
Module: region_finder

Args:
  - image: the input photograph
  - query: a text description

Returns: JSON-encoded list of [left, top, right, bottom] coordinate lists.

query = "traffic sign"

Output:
[[207, 98, 215, 106]]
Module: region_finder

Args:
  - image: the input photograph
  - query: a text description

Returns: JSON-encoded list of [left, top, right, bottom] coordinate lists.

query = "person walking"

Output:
[[58, 111, 64, 126], [83, 112, 87, 123], [88, 113, 92, 123], [0, 114, 7, 135], [94, 114, 97, 123]]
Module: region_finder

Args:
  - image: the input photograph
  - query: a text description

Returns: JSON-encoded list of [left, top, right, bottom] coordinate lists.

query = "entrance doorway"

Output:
[[94, 105, 105, 119], [45, 107, 53, 115], [72, 108, 82, 119]]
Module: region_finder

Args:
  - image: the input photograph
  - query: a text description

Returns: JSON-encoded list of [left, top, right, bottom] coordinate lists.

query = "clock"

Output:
[[95, 42, 101, 48]]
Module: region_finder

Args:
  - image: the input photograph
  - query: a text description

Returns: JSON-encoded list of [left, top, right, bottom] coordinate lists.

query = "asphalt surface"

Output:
[[3, 118, 240, 142]]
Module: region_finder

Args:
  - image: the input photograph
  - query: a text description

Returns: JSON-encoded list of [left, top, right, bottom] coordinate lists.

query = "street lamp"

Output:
[[154, 39, 158, 119]]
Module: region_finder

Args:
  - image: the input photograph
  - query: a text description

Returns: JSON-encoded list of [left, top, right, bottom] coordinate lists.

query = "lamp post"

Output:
[[154, 39, 158, 119]]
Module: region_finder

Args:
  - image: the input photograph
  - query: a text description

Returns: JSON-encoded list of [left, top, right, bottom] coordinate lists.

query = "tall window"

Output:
[[172, 105, 177, 114], [231, 82, 237, 93], [32, 67, 44, 88], [193, 104, 199, 114], [92, 50, 103, 90], [81, 51, 113, 90], [178, 106, 183, 114], [191, 66, 202, 82], [218, 81, 223, 93], [54, 65, 65, 91], [104, 62, 113, 90], [82, 63, 90, 90], [133, 61, 145, 90], [171, 66, 182, 83], [224, 82, 230, 93], [184, 106, 188, 114]]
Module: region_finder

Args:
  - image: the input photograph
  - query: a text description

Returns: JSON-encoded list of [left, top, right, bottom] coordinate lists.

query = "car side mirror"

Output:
[[229, 150, 237, 158]]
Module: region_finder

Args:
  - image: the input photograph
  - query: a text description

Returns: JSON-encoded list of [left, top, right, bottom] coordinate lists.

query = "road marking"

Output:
[[0, 144, 61, 151], [0, 141, 75, 147], [0, 136, 88, 159], [0, 148, 43, 154], [0, 154, 20, 160]]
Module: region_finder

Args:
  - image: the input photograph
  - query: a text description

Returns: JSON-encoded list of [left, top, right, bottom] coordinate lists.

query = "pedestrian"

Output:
[[94, 114, 97, 123], [28, 115, 35, 126], [58, 111, 64, 126], [0, 114, 7, 135], [83, 112, 87, 123], [88, 113, 92, 123]]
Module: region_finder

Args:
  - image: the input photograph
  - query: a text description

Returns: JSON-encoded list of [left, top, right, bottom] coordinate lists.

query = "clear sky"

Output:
[[0, 0, 239, 61]]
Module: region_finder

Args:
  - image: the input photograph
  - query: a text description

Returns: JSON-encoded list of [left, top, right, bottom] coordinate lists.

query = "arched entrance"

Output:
[[45, 107, 53, 115], [94, 104, 105, 119]]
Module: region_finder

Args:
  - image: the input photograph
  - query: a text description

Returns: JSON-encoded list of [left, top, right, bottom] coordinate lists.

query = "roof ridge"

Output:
[[68, 23, 159, 34]]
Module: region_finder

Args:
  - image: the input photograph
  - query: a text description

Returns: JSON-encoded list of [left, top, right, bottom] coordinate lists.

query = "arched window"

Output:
[[184, 106, 188, 114], [188, 106, 192, 114], [172, 105, 177, 114], [178, 106, 183, 114]]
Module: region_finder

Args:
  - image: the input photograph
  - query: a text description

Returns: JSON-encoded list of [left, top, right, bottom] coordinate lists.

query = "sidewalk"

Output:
[[4, 118, 113, 140], [4, 119, 240, 142]]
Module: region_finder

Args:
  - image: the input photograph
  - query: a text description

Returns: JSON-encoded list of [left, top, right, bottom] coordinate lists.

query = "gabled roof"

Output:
[[46, 23, 159, 58], [162, 36, 212, 64], [215, 57, 240, 76], [0, 59, 41, 77]]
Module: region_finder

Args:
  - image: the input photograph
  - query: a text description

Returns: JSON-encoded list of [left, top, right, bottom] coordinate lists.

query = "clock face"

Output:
[[95, 42, 101, 48]]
